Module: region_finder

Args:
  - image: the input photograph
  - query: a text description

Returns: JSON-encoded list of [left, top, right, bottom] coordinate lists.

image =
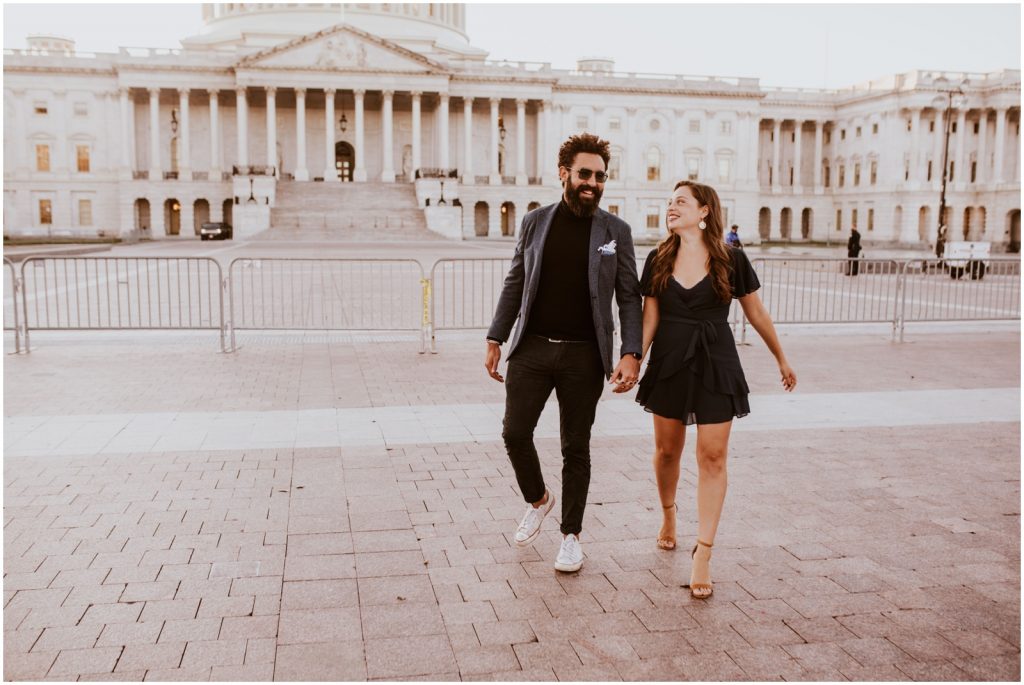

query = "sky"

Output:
[[2, 2, 1020, 89]]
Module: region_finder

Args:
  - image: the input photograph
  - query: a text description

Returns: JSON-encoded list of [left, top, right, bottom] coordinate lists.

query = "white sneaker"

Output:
[[514, 490, 555, 547], [554, 533, 584, 572]]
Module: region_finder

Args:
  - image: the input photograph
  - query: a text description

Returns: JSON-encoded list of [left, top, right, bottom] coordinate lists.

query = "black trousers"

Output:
[[502, 335, 605, 535]]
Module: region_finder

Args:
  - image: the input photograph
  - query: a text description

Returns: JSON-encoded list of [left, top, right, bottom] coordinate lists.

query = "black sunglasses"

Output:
[[567, 167, 608, 183]]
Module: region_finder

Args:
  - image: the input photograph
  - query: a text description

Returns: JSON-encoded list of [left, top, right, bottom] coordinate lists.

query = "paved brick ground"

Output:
[[3, 328, 1020, 681]]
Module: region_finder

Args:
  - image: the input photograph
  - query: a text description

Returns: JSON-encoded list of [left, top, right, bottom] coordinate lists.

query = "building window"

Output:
[[971, 160, 977, 183], [73, 102, 88, 117], [824, 130, 831, 144], [906, 119, 912, 132], [823, 163, 831, 188], [576, 116, 589, 130], [927, 160, 933, 182], [788, 166, 794, 185], [688, 119, 701, 133], [838, 165, 845, 187], [36, 144, 50, 172], [649, 119, 660, 131], [33, 102, 48, 115], [870, 160, 877, 185], [646, 213, 660, 230], [951, 122, 957, 133], [608, 117, 621, 130], [835, 209, 842, 233], [867, 208, 874, 231], [607, 204, 620, 216], [646, 148, 661, 182], [39, 199, 52, 225], [904, 157, 910, 181], [929, 121, 935, 132], [852, 208, 858, 228], [872, 123, 878, 135], [686, 154, 701, 181], [973, 122, 980, 134], [717, 157, 732, 183], [949, 161, 955, 182], [78, 199, 93, 226], [76, 145, 90, 173], [840, 129, 846, 140], [856, 126, 862, 138], [853, 163, 861, 186], [608, 154, 620, 181], [720, 120, 732, 134]]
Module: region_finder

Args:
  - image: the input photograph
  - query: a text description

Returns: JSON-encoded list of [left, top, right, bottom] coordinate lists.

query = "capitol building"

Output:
[[3, 3, 1021, 249]]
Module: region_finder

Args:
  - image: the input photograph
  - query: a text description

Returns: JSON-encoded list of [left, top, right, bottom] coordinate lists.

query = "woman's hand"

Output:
[[778, 360, 797, 392]]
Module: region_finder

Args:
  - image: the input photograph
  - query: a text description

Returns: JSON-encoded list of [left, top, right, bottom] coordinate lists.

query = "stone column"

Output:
[[178, 88, 191, 179], [208, 90, 220, 179], [265, 86, 277, 174], [148, 87, 161, 179], [536, 100, 547, 184], [908, 108, 921, 186], [975, 109, 988, 185], [489, 98, 501, 184], [931, 109, 944, 188], [813, 120, 823, 192], [993, 107, 1007, 184], [771, 119, 782, 191], [515, 98, 527, 185], [294, 89, 308, 181], [323, 88, 337, 181], [353, 89, 366, 182], [704, 110, 717, 182], [792, 119, 803, 192], [954, 108, 967, 188], [411, 91, 422, 181], [235, 87, 248, 168], [462, 97, 474, 184], [750, 117, 762, 186], [624, 107, 636, 184], [119, 88, 133, 179], [438, 93, 450, 171], [381, 90, 395, 182]]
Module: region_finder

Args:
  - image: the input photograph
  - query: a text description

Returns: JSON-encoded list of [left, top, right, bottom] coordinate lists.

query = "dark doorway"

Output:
[[335, 141, 355, 182]]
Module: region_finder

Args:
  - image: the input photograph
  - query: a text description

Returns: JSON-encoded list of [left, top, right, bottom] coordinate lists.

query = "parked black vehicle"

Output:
[[200, 222, 232, 241]]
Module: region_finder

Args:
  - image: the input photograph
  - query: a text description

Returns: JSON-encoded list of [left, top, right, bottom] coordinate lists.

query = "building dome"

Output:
[[191, 3, 470, 51]]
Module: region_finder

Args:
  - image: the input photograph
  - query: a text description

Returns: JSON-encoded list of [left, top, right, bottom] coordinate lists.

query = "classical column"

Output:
[[178, 88, 191, 179], [931, 109, 944, 188], [322, 88, 337, 181], [381, 90, 395, 182], [437, 93, 450, 171], [208, 90, 220, 179], [294, 89, 308, 181], [750, 117, 761, 186], [536, 100, 547, 184], [411, 91, 422, 181], [704, 110, 717, 182], [792, 120, 803, 192], [771, 119, 782, 191], [489, 97, 501, 184], [147, 88, 161, 179], [813, 120, 823, 192], [908, 108, 921, 186], [624, 107, 636, 184], [265, 86, 276, 174], [235, 87, 248, 168], [353, 89, 366, 182], [462, 97, 474, 184], [975, 109, 988, 185], [954, 108, 967, 188], [992, 107, 1006, 184], [515, 98, 527, 185], [119, 88, 132, 179]]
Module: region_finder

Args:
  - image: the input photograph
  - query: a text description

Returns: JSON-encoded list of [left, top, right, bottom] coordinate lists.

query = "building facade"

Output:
[[4, 3, 1021, 248]]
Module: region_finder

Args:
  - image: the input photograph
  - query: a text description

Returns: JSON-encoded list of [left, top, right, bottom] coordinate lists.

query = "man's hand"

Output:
[[485, 341, 504, 383], [609, 354, 640, 393]]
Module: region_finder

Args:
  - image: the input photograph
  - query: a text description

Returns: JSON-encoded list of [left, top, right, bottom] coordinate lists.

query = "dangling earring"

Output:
[[698, 219, 707, 231]]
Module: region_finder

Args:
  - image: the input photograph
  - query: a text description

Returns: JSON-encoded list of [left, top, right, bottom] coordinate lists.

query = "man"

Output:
[[484, 133, 643, 572], [726, 224, 743, 248]]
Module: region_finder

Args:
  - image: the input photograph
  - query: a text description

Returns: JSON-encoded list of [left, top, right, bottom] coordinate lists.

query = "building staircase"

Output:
[[259, 181, 445, 241]]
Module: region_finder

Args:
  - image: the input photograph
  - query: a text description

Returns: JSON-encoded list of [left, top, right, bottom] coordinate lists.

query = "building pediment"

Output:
[[236, 24, 445, 74]]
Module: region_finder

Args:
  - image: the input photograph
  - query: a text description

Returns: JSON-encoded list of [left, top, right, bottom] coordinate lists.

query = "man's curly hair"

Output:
[[557, 133, 611, 171]]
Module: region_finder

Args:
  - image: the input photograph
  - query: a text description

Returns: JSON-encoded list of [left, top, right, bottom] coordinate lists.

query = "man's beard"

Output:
[[563, 180, 602, 218]]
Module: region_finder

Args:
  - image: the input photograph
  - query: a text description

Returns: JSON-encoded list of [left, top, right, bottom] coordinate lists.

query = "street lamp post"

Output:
[[934, 87, 967, 258]]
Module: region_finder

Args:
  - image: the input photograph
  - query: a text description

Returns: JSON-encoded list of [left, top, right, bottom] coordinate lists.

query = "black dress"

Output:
[[636, 247, 760, 425]]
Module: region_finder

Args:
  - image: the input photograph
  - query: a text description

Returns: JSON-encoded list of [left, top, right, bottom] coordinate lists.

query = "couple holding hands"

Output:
[[484, 133, 796, 598]]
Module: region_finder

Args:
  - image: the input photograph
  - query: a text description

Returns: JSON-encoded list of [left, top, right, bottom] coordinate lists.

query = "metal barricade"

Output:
[[428, 258, 512, 351], [743, 257, 903, 341], [227, 258, 427, 352], [4, 256, 24, 353], [896, 257, 1021, 341], [19, 256, 226, 352]]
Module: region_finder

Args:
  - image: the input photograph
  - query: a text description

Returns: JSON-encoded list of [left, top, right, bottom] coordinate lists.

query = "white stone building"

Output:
[[3, 3, 1021, 249]]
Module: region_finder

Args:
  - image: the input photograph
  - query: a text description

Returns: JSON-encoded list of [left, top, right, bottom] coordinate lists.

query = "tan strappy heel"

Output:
[[656, 503, 677, 551], [689, 539, 714, 598]]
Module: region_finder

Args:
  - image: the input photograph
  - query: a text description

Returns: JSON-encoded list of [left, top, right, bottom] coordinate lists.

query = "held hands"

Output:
[[484, 341, 504, 383], [779, 360, 797, 392], [610, 355, 641, 394]]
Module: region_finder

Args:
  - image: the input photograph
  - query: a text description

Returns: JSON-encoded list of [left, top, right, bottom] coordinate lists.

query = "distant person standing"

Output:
[[936, 224, 948, 260], [725, 224, 743, 249], [846, 226, 862, 276]]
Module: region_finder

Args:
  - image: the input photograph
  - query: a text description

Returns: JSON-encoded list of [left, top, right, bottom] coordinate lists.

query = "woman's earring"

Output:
[[698, 219, 707, 231]]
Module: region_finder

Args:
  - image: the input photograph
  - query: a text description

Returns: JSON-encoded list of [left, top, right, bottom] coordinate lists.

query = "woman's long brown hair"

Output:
[[648, 180, 734, 303]]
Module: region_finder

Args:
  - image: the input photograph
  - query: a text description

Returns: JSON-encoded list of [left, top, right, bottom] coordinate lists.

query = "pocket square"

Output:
[[597, 240, 617, 256]]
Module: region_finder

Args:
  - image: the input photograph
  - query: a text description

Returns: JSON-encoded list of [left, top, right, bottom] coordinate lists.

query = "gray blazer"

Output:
[[487, 202, 643, 378]]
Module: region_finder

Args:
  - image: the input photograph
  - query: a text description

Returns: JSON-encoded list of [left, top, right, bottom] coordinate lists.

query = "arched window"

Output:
[[685, 148, 703, 181], [646, 147, 661, 182], [608, 146, 622, 181]]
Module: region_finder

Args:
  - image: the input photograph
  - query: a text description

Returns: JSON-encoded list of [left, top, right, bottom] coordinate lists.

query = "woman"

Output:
[[846, 226, 862, 276], [636, 180, 796, 599]]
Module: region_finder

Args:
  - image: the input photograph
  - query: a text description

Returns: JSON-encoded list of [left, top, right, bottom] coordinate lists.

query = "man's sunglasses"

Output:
[[567, 167, 608, 183]]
